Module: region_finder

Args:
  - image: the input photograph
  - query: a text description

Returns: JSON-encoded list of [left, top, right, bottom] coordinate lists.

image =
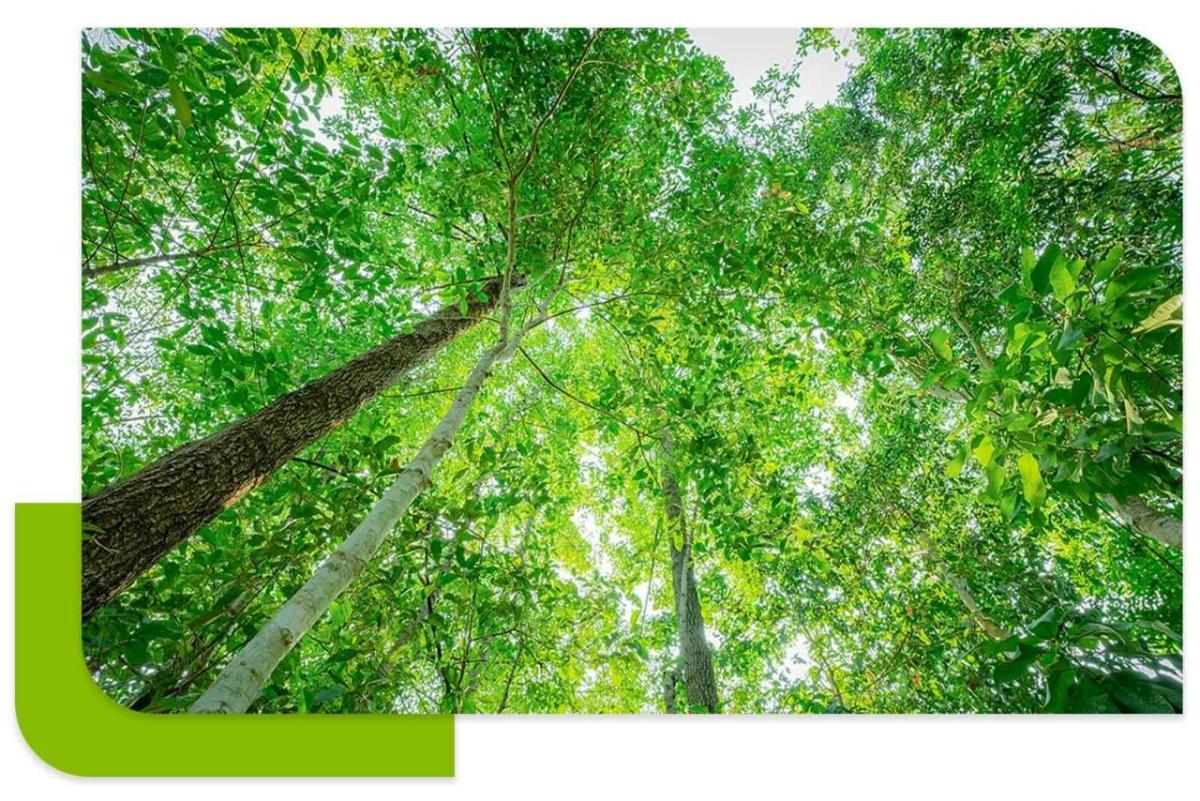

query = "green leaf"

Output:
[[944, 440, 967, 478], [943, 453, 964, 478], [1049, 256, 1075, 302], [1123, 397, 1143, 432], [169, 80, 193, 127], [1029, 607, 1061, 639], [375, 434, 401, 451], [984, 461, 1006, 499], [1019, 246, 1036, 290], [310, 686, 345, 708], [1105, 672, 1177, 714], [1093, 244, 1124, 282], [122, 640, 150, 666], [1055, 323, 1084, 353], [1132, 294, 1182, 334], [1029, 244, 1061, 296], [84, 68, 138, 94], [929, 327, 953, 361], [1017, 453, 1046, 508], [136, 68, 170, 87], [1045, 668, 1076, 713], [993, 643, 1041, 683], [972, 435, 995, 467]]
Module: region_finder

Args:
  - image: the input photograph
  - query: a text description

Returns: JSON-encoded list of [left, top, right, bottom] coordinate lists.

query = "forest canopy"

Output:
[[81, 27, 1182, 714]]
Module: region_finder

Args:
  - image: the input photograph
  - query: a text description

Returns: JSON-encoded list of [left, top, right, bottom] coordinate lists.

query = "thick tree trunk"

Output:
[[81, 278, 508, 619], [669, 546, 719, 712], [190, 298, 548, 714], [660, 434, 719, 713]]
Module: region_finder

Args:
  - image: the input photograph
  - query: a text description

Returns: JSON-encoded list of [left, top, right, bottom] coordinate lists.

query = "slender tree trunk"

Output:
[[662, 667, 678, 713], [913, 528, 1011, 641], [82, 278, 509, 619], [660, 433, 719, 713], [1104, 495, 1182, 549], [496, 643, 523, 713], [83, 240, 259, 278], [940, 567, 1011, 641], [190, 299, 548, 714]]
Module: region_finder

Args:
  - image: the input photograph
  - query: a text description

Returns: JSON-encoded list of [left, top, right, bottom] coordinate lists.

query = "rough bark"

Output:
[[190, 298, 548, 714], [662, 667, 678, 714], [82, 278, 509, 619], [660, 434, 719, 713]]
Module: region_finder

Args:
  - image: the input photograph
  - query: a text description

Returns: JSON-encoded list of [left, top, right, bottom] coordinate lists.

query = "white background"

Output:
[[1, 2, 1196, 798]]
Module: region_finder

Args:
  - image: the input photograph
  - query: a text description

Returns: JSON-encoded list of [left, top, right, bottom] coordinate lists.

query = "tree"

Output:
[[661, 432, 719, 712], [82, 280, 507, 618], [191, 282, 559, 712], [82, 27, 1182, 716]]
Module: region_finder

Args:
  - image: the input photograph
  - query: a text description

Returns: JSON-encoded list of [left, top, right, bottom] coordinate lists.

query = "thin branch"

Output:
[[517, 345, 647, 438], [291, 456, 361, 483], [1078, 51, 1181, 104], [511, 29, 603, 182]]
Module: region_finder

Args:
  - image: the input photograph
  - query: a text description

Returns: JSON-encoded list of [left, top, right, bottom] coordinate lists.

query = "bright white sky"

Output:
[[311, 29, 855, 144], [687, 28, 857, 110]]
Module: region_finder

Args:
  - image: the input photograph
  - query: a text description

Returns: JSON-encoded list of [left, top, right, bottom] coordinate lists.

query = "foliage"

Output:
[[82, 27, 1181, 714]]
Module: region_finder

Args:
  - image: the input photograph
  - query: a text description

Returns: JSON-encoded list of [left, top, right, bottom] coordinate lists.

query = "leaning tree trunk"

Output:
[[1105, 495, 1182, 549], [82, 278, 509, 619], [916, 524, 1011, 641], [660, 434, 719, 713], [938, 565, 1011, 641], [190, 301, 548, 714]]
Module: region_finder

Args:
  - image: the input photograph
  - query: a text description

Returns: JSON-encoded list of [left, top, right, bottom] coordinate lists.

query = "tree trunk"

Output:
[[81, 278, 508, 619], [189, 299, 547, 714], [1105, 495, 1182, 549], [662, 667, 678, 713], [660, 434, 719, 713], [940, 567, 1011, 641], [915, 530, 1011, 641]]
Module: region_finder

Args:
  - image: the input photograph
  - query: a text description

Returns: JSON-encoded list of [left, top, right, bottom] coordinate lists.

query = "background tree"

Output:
[[83, 27, 1182, 715]]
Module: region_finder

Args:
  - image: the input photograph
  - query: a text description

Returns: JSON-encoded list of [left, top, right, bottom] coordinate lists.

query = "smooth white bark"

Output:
[[191, 308, 548, 714], [941, 568, 1011, 641], [1105, 494, 1182, 549], [918, 533, 1011, 641]]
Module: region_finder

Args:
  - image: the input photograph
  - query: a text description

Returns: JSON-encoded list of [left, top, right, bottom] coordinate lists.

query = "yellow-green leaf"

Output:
[[985, 461, 1006, 498], [944, 454, 964, 478], [929, 327, 953, 361], [972, 435, 995, 467], [169, 80, 193, 127], [1124, 397, 1143, 432], [1132, 294, 1182, 334], [1049, 257, 1076, 302], [1017, 453, 1046, 508]]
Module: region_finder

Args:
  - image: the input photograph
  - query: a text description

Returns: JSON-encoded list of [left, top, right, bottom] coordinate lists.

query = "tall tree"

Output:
[[191, 285, 559, 712], [661, 433, 719, 712], [82, 281, 505, 617], [81, 27, 1182, 717]]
